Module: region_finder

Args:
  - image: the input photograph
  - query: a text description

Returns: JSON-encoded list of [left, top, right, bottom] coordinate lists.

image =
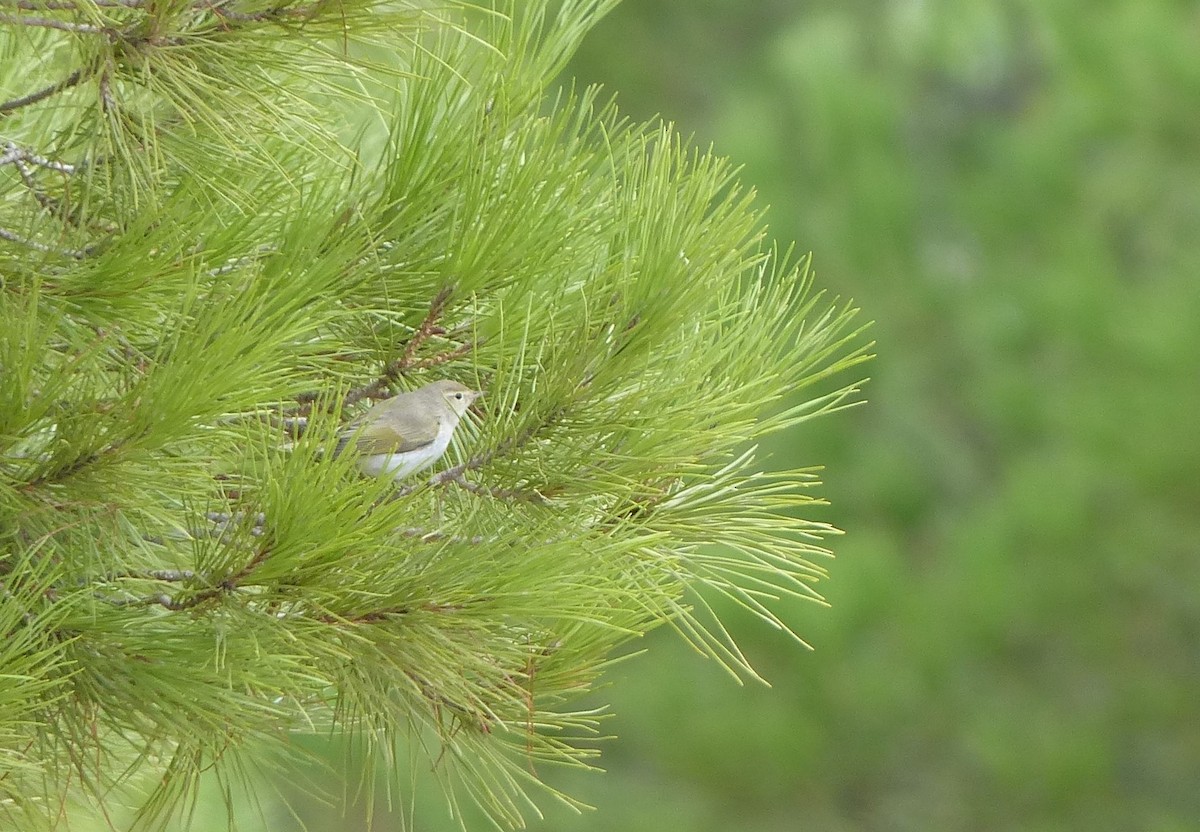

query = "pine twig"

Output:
[[0, 66, 88, 115], [0, 11, 104, 32], [0, 0, 143, 8], [406, 339, 475, 371], [0, 225, 91, 259], [400, 527, 492, 545], [0, 142, 78, 173], [9, 148, 86, 229], [442, 470, 550, 505], [293, 286, 476, 414], [111, 542, 272, 611], [396, 286, 454, 368], [98, 569, 197, 583], [341, 286, 463, 406], [198, 0, 322, 23]]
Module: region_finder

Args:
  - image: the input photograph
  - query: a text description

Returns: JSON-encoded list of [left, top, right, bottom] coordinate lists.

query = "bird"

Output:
[[336, 379, 483, 480]]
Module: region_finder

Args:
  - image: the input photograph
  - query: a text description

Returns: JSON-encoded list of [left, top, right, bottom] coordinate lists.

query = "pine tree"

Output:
[[0, 1, 871, 827]]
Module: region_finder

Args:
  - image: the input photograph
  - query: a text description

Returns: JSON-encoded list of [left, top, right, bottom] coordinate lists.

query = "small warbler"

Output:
[[336, 380, 483, 480]]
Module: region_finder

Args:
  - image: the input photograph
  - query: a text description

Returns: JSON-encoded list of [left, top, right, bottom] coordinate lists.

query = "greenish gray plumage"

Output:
[[337, 379, 483, 479]]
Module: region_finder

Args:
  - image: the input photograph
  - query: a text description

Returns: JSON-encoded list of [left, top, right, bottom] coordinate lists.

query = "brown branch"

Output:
[[97, 65, 115, 113], [406, 668, 494, 733], [442, 471, 549, 505], [399, 527, 492, 545], [98, 569, 196, 583], [19, 449, 104, 490], [0, 11, 104, 31], [292, 286, 474, 415], [0, 225, 91, 259], [406, 339, 475, 371], [311, 600, 466, 626], [1, 0, 142, 8], [97, 511, 271, 611], [397, 285, 453, 367], [0, 67, 87, 116], [198, 0, 322, 22], [224, 542, 271, 587], [430, 407, 562, 485], [11, 151, 85, 229], [416, 407, 566, 503], [107, 540, 270, 611], [338, 287, 460, 407]]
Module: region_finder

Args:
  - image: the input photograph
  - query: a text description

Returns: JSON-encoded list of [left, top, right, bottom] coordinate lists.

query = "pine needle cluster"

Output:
[[0, 0, 871, 827]]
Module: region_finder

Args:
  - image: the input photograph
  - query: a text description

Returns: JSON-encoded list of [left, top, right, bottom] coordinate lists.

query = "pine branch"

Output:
[[0, 2, 870, 828], [0, 225, 91, 258], [0, 11, 103, 32], [0, 67, 87, 115], [0, 0, 143, 8]]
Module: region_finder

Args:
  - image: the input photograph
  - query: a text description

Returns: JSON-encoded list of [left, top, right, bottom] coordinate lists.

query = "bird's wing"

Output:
[[340, 400, 440, 455]]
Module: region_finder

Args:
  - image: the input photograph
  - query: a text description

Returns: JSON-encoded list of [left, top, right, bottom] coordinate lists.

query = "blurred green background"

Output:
[[156, 2, 1200, 830], [546, 2, 1200, 830]]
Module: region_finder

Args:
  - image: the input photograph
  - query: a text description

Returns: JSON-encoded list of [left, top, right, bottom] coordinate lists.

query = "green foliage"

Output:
[[0, 0, 867, 828]]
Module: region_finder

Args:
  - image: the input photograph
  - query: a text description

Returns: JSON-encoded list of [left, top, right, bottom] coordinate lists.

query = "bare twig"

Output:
[[0, 67, 87, 116], [204, 510, 266, 537], [204, 244, 278, 276], [0, 225, 90, 259], [407, 339, 475, 371], [442, 471, 549, 505], [106, 539, 273, 611], [414, 409, 565, 504], [97, 66, 115, 113], [293, 286, 475, 414], [1, 0, 143, 8], [3, 142, 117, 235], [198, 0, 322, 22], [0, 12, 103, 32], [430, 408, 560, 486], [91, 511, 272, 611], [399, 527, 492, 545], [97, 569, 196, 583], [13, 153, 73, 224], [1, 141, 81, 173], [224, 542, 272, 586], [338, 288, 462, 407], [397, 286, 453, 367]]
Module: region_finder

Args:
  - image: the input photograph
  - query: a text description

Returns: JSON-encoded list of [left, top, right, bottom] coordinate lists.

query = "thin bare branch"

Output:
[[397, 285, 453, 367], [407, 339, 476, 371], [100, 539, 274, 611], [0, 225, 90, 258], [1, 141, 81, 173], [399, 527, 493, 545], [108, 569, 196, 582], [198, 0, 322, 22], [0, 66, 87, 115], [0, 11, 104, 32], [0, 0, 142, 8], [4, 148, 75, 176], [293, 286, 476, 414], [443, 470, 550, 504]]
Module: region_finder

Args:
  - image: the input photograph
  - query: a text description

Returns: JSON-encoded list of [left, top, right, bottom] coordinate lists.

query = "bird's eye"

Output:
[[454, 393, 463, 400]]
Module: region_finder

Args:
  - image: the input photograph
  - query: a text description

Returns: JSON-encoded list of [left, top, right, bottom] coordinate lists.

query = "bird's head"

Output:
[[430, 379, 484, 418]]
